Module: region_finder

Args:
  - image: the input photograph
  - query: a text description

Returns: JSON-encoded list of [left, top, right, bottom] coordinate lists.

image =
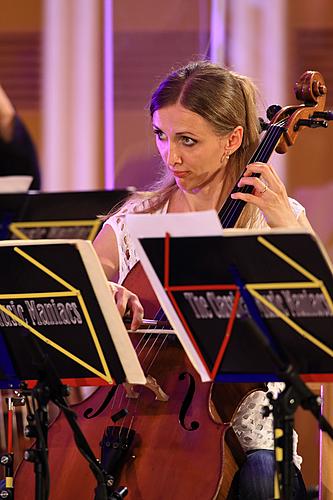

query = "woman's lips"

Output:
[[171, 170, 189, 178]]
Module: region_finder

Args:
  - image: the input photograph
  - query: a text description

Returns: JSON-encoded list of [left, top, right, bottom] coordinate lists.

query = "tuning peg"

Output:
[[311, 111, 333, 120], [294, 118, 328, 130], [266, 104, 282, 121], [258, 117, 270, 132]]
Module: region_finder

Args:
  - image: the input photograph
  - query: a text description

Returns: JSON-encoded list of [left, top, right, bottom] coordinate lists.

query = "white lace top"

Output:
[[104, 196, 305, 469]]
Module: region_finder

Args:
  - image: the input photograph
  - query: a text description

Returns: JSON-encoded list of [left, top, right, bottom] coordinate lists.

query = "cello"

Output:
[[13, 70, 331, 499]]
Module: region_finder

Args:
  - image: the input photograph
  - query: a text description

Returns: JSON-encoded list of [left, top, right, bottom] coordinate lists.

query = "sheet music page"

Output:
[[127, 213, 333, 383], [126, 210, 223, 381], [0, 175, 33, 192], [0, 239, 146, 385], [77, 240, 147, 384]]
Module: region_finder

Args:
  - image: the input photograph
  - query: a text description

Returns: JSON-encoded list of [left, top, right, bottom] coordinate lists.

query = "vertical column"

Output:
[[321, 385, 333, 499], [103, 0, 114, 188], [210, 0, 227, 64], [42, 0, 70, 190], [42, 0, 102, 191], [71, 0, 101, 189]]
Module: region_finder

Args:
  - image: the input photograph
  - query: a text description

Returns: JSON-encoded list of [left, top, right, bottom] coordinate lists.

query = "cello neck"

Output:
[[218, 119, 287, 229]]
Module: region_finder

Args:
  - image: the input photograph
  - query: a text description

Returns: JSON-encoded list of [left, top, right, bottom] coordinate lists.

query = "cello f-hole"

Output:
[[83, 386, 117, 419], [178, 372, 200, 431]]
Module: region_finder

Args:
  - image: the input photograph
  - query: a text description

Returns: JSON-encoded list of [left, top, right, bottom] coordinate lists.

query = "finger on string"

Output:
[[245, 162, 270, 175], [231, 191, 265, 206], [238, 176, 266, 191], [244, 165, 279, 191], [248, 162, 282, 186]]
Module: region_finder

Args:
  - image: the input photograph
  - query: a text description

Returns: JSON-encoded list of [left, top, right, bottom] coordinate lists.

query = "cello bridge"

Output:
[[123, 376, 169, 402], [145, 375, 169, 401]]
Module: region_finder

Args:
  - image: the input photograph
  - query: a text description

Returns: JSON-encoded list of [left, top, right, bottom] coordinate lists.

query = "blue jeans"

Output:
[[237, 450, 307, 500]]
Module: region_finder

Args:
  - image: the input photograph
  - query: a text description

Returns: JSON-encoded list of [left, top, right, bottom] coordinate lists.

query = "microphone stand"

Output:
[[19, 338, 128, 500], [231, 268, 333, 500]]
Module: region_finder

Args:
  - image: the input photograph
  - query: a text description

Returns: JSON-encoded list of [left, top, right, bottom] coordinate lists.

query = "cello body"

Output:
[[14, 263, 255, 499], [14, 338, 244, 499]]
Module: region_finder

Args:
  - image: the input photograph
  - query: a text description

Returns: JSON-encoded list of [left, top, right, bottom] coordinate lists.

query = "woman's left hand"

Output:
[[230, 162, 300, 228]]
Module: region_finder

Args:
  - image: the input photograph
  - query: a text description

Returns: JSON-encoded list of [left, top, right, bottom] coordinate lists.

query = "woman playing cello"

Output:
[[94, 60, 311, 499]]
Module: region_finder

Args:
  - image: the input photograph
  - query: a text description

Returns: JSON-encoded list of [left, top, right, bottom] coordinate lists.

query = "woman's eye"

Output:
[[181, 136, 196, 146], [153, 129, 166, 140]]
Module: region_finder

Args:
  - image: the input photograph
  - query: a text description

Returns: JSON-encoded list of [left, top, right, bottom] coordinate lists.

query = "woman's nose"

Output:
[[166, 143, 182, 166]]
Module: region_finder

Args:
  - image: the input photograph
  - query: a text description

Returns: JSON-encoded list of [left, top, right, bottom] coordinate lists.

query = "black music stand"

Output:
[[0, 189, 129, 241], [0, 239, 145, 500], [128, 213, 333, 500]]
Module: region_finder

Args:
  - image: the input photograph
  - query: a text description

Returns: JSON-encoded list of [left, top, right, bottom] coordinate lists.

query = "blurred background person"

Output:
[[0, 84, 40, 189]]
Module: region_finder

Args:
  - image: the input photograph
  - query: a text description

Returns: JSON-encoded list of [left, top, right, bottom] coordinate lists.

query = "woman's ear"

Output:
[[227, 126, 243, 154]]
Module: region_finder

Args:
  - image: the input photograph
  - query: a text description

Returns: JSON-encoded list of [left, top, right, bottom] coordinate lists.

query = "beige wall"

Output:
[[0, 0, 41, 29]]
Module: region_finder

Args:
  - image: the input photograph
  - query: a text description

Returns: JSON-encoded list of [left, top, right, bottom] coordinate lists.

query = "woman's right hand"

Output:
[[109, 282, 144, 331]]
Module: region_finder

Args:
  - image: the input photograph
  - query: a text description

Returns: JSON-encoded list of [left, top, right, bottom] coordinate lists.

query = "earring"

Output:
[[221, 149, 232, 163]]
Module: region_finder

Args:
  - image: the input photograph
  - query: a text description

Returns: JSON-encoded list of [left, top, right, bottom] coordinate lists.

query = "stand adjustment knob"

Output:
[[106, 476, 114, 487], [0, 489, 11, 498], [24, 449, 39, 463], [24, 424, 37, 438], [110, 486, 128, 499], [0, 455, 11, 466]]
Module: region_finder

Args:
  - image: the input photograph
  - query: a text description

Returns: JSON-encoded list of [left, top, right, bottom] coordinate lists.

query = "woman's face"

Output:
[[152, 103, 233, 193]]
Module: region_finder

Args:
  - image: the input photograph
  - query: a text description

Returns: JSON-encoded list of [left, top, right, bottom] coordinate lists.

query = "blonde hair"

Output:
[[105, 61, 260, 226]]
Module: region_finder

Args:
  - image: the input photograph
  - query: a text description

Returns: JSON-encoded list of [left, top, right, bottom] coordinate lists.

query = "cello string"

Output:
[[107, 330, 152, 412], [135, 303, 175, 371], [106, 330, 154, 435], [250, 120, 286, 164], [131, 316, 172, 369], [119, 332, 172, 438], [114, 322, 171, 439], [116, 335, 168, 438], [111, 330, 165, 421], [144, 333, 170, 372], [112, 327, 163, 413]]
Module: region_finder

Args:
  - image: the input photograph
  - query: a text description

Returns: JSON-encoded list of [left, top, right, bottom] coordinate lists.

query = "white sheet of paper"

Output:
[[0, 175, 33, 193], [126, 210, 223, 381], [126, 210, 223, 239]]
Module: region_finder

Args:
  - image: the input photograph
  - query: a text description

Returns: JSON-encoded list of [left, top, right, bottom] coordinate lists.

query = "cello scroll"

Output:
[[269, 70, 332, 153]]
